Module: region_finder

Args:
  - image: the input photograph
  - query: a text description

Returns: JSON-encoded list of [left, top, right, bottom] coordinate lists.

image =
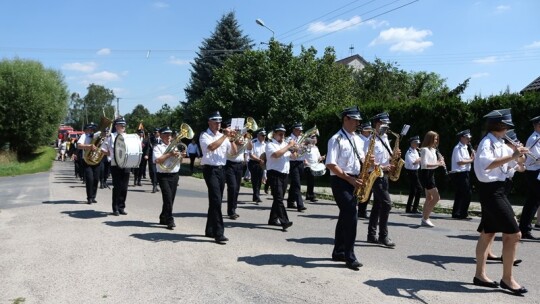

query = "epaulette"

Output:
[[336, 134, 343, 142]]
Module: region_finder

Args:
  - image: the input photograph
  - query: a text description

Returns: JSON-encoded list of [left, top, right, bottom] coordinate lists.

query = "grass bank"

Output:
[[0, 146, 56, 177]]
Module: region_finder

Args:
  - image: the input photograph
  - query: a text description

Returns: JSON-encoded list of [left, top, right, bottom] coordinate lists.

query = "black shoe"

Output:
[[137, 182, 142, 186], [268, 221, 281, 226], [99, 184, 104, 189], [500, 255, 523, 266], [367, 235, 379, 244], [500, 280, 528, 294], [310, 198, 318, 202], [282, 222, 293, 231], [346, 260, 363, 270], [331, 255, 346, 262], [358, 212, 368, 219], [487, 256, 502, 261], [92, 199, 97, 204], [473, 277, 499, 288], [119, 210, 127, 215], [256, 199, 263, 203], [521, 232, 538, 240], [152, 186, 157, 193], [287, 204, 296, 209], [298, 206, 307, 212], [112, 211, 120, 216], [166, 224, 174, 230], [215, 235, 229, 244], [159, 219, 167, 225], [378, 237, 396, 248], [229, 214, 239, 220], [87, 199, 92, 205]]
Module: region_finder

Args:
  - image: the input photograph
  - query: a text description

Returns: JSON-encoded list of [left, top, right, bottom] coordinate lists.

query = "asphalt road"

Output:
[[0, 161, 538, 304]]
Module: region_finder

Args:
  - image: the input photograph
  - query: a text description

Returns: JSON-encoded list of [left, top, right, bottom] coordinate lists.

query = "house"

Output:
[[335, 54, 369, 72], [520, 75, 540, 94]]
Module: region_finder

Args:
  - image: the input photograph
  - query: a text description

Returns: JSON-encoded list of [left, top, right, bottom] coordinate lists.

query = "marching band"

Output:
[[65, 106, 540, 295]]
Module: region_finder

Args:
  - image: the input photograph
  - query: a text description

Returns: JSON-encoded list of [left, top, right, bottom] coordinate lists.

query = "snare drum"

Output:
[[309, 162, 326, 176], [114, 133, 142, 168]]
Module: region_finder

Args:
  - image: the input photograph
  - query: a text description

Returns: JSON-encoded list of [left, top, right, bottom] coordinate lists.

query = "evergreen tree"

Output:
[[184, 11, 253, 115]]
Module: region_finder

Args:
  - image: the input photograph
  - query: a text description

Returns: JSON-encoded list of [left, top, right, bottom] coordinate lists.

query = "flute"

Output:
[[435, 148, 448, 175]]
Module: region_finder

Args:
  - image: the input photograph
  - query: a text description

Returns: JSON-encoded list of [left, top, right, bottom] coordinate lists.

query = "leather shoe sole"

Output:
[[500, 280, 527, 294], [346, 260, 363, 270], [215, 236, 229, 244], [473, 277, 499, 288], [281, 222, 293, 231]]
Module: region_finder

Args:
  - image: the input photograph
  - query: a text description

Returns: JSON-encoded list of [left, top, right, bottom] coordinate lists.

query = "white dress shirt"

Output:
[[153, 142, 180, 173], [405, 147, 420, 170], [187, 143, 199, 155], [525, 131, 540, 171], [373, 134, 391, 168], [451, 142, 471, 172], [305, 145, 321, 165], [474, 132, 509, 183], [101, 132, 120, 166], [199, 128, 231, 166], [249, 139, 266, 159], [420, 147, 438, 170], [77, 132, 93, 146], [266, 139, 292, 173], [326, 129, 364, 176]]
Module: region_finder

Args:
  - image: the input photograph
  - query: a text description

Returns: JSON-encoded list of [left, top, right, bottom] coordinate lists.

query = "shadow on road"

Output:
[[364, 278, 495, 304], [130, 232, 214, 243], [447, 234, 502, 242], [408, 254, 476, 270], [286, 237, 333, 245], [225, 221, 282, 232], [43, 200, 82, 205], [298, 214, 338, 220], [237, 254, 337, 269], [239, 205, 272, 211], [172, 212, 208, 218], [60, 209, 110, 219]]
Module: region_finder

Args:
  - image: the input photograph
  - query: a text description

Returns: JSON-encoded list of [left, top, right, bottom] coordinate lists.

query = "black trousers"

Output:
[[368, 176, 392, 238], [225, 161, 244, 216], [148, 160, 158, 187], [406, 169, 422, 212], [287, 160, 304, 208], [189, 153, 197, 172], [451, 171, 471, 218], [248, 160, 264, 201], [330, 175, 358, 263], [134, 158, 147, 184], [304, 167, 315, 200], [203, 165, 226, 238], [519, 170, 540, 233], [83, 163, 101, 201], [267, 170, 290, 225], [158, 172, 179, 225], [100, 158, 110, 185], [111, 166, 130, 212]]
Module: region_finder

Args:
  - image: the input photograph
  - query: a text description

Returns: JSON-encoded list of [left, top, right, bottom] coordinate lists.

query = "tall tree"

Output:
[[69, 84, 116, 130], [0, 58, 69, 155], [124, 104, 151, 133], [184, 11, 253, 110]]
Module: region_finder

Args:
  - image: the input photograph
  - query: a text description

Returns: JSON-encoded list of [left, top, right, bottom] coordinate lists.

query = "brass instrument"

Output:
[[295, 125, 319, 157], [385, 124, 409, 182], [229, 117, 259, 158], [158, 123, 194, 172], [83, 111, 113, 166], [355, 130, 382, 203]]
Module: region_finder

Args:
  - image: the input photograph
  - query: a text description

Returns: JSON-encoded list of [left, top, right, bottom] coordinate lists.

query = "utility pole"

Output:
[[116, 97, 121, 117]]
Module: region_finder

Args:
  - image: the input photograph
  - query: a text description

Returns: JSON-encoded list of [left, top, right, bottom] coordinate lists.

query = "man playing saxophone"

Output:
[[325, 106, 365, 270], [367, 112, 400, 248], [77, 123, 100, 204]]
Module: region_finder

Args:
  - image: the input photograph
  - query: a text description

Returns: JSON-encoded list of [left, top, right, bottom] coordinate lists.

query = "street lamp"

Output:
[[256, 18, 274, 38]]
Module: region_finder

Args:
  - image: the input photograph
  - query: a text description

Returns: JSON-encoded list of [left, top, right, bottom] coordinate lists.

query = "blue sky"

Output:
[[1, 0, 539, 115]]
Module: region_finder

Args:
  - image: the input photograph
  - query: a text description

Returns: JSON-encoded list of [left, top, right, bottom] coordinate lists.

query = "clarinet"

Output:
[[435, 148, 448, 175]]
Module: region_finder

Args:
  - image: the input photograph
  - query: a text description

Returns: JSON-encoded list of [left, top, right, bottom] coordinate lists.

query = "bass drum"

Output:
[[114, 133, 142, 168], [309, 163, 327, 176]]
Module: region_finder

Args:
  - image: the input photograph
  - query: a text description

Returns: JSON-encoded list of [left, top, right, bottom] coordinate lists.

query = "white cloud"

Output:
[[87, 71, 120, 82], [168, 56, 190, 66], [471, 72, 490, 79], [525, 41, 540, 49], [308, 16, 362, 33], [153, 1, 169, 8], [472, 56, 498, 64], [495, 5, 510, 12], [369, 27, 433, 53], [364, 19, 389, 29], [97, 48, 111, 56], [62, 62, 97, 73]]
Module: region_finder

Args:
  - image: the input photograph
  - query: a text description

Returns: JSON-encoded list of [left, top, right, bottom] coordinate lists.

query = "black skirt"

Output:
[[420, 169, 436, 190], [476, 181, 519, 234]]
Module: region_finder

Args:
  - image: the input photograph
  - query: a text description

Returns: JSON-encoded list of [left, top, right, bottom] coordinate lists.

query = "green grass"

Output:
[[0, 147, 56, 177]]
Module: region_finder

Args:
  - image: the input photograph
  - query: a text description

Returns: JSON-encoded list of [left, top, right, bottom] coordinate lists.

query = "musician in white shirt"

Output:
[[303, 135, 325, 202], [266, 124, 296, 231], [357, 121, 372, 218], [287, 122, 306, 212], [404, 135, 422, 214], [247, 129, 267, 203], [450, 129, 475, 219]]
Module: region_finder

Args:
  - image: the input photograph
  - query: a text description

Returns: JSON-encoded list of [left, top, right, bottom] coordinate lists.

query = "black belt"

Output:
[[204, 165, 223, 169], [226, 160, 243, 165], [157, 172, 178, 176]]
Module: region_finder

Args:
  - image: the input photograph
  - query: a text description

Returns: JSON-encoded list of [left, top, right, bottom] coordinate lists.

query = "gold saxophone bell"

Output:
[[83, 112, 113, 166], [158, 123, 194, 172]]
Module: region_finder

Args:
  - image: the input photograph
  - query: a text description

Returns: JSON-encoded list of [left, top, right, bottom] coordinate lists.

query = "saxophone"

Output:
[[83, 113, 113, 166], [354, 131, 382, 203], [386, 129, 405, 182]]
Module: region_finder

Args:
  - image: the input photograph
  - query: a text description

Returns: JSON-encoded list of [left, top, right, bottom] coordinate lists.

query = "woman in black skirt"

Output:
[[419, 131, 446, 227], [473, 109, 529, 294]]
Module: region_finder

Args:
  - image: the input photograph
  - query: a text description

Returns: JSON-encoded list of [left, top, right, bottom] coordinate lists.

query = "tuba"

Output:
[[158, 123, 194, 172], [83, 111, 113, 166], [228, 117, 258, 158], [355, 130, 383, 203], [385, 124, 410, 182]]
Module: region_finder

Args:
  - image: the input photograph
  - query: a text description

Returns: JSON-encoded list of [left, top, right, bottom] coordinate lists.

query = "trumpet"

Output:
[[228, 117, 258, 157]]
